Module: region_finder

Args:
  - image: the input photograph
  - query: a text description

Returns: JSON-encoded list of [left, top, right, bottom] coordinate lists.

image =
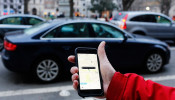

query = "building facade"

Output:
[[28, 0, 59, 17], [58, 0, 70, 17], [130, 0, 160, 12], [0, 0, 24, 16], [74, 0, 91, 17], [73, 0, 121, 17], [169, 0, 175, 18], [129, 0, 175, 18]]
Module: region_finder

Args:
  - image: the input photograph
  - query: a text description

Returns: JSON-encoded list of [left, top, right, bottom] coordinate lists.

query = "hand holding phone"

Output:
[[75, 47, 104, 97], [69, 41, 116, 98]]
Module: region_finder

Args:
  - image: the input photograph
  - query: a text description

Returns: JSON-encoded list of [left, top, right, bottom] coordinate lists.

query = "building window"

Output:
[[10, 0, 13, 3], [19, 0, 22, 3], [10, 5, 13, 9], [83, 3, 85, 6], [34, 0, 35, 4], [4, 5, 7, 9], [18, 6, 21, 9], [4, 0, 7, 2]]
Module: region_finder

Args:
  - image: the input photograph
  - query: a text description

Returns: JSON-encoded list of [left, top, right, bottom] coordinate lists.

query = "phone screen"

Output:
[[77, 53, 101, 90]]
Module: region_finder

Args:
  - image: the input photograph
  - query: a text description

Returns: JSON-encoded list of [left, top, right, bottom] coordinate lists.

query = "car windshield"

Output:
[[24, 22, 50, 35]]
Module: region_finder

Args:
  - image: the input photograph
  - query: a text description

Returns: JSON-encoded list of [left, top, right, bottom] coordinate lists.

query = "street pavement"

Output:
[[0, 46, 174, 100]]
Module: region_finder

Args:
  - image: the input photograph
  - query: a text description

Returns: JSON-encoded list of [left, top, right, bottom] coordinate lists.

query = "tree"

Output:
[[122, 0, 135, 11], [69, 0, 74, 18], [24, 0, 30, 14], [90, 0, 117, 15], [160, 0, 171, 16]]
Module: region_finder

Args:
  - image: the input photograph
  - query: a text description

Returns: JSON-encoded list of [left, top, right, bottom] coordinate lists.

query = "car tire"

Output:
[[0, 37, 4, 51], [145, 52, 164, 73], [33, 57, 62, 82]]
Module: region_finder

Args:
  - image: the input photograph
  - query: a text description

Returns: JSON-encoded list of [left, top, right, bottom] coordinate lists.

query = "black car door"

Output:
[[42, 22, 97, 71], [89, 23, 134, 70]]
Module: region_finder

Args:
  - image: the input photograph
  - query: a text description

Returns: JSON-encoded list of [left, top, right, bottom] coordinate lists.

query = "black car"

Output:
[[0, 14, 45, 50], [2, 19, 170, 82]]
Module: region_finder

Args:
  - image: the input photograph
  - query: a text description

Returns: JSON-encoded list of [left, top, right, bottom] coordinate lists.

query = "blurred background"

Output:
[[0, 0, 174, 20], [0, 0, 175, 100]]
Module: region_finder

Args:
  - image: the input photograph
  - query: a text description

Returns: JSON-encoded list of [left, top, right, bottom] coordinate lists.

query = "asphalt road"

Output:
[[0, 47, 174, 100]]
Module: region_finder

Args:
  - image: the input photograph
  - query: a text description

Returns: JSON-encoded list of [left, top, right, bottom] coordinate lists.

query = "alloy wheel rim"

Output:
[[147, 54, 163, 72], [37, 59, 59, 81]]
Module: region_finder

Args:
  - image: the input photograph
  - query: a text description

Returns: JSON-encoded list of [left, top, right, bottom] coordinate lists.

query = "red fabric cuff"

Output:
[[106, 72, 128, 100]]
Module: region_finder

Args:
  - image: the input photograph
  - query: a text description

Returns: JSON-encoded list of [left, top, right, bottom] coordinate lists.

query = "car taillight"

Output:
[[4, 40, 17, 51], [110, 16, 113, 20], [119, 14, 128, 30]]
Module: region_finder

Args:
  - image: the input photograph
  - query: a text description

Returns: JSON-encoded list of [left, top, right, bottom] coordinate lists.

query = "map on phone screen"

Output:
[[78, 53, 101, 90]]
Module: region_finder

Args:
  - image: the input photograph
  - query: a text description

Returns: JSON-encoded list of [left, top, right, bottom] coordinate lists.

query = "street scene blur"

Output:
[[0, 0, 175, 100]]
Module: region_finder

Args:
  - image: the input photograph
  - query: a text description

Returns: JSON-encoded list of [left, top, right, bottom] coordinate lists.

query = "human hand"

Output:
[[68, 41, 116, 97]]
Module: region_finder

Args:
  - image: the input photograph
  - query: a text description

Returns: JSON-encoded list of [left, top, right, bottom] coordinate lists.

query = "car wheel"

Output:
[[145, 53, 163, 73], [0, 37, 4, 51], [33, 58, 61, 82]]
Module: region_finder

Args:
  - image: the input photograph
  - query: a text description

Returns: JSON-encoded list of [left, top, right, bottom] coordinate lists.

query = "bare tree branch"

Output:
[[122, 0, 135, 11], [24, 0, 30, 14], [69, 0, 74, 18], [160, 0, 171, 16]]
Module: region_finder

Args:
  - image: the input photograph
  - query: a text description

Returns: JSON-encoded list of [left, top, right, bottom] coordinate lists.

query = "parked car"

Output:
[[2, 19, 170, 82], [172, 15, 175, 21], [0, 14, 45, 50], [110, 11, 175, 43]]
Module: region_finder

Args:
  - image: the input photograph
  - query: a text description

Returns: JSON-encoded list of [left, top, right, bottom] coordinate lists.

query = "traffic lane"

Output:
[[0, 48, 174, 99], [0, 90, 104, 100], [0, 48, 174, 91], [0, 90, 82, 100], [139, 47, 175, 87], [0, 59, 72, 92], [141, 47, 175, 77]]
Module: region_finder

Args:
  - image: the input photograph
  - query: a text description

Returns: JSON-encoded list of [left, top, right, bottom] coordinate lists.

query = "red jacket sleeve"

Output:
[[107, 72, 175, 100]]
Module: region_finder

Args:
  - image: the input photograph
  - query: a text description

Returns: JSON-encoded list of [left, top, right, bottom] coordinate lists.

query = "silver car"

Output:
[[110, 11, 175, 43], [0, 14, 45, 50]]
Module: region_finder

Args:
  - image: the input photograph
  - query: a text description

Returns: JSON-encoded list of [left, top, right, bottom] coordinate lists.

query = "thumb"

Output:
[[98, 41, 109, 63]]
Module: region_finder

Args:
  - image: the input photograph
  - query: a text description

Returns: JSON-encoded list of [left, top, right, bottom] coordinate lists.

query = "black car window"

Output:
[[91, 23, 124, 38], [24, 22, 49, 35], [43, 28, 57, 38], [1, 17, 23, 25], [59, 23, 90, 37], [130, 15, 156, 23], [43, 23, 90, 38], [155, 15, 171, 24], [27, 17, 43, 25]]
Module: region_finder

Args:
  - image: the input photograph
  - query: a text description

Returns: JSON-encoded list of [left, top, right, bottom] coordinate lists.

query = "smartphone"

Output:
[[75, 47, 104, 97]]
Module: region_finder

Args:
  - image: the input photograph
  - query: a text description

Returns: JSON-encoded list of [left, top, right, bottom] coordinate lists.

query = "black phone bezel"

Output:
[[75, 47, 104, 98]]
